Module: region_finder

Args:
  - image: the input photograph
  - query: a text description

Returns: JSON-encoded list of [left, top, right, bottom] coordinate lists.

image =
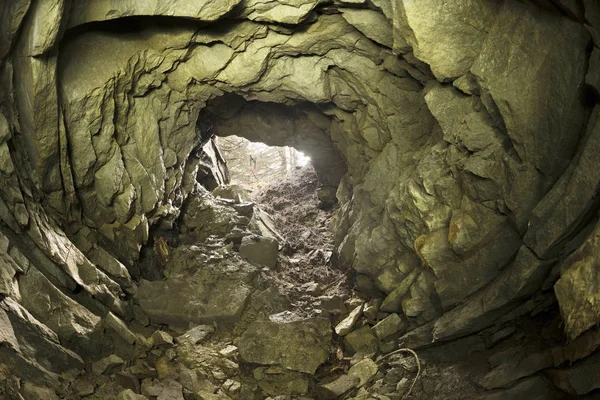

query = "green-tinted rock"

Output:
[[238, 317, 331, 374]]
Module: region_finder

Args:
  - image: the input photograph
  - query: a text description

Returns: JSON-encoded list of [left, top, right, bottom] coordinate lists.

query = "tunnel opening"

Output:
[[192, 96, 353, 317], [218, 134, 311, 193]]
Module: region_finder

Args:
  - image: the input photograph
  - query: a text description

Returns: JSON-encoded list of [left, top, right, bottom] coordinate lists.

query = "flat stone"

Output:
[[348, 358, 378, 388], [316, 374, 360, 399], [137, 247, 256, 327], [371, 313, 406, 340], [177, 325, 215, 346], [238, 317, 331, 374]]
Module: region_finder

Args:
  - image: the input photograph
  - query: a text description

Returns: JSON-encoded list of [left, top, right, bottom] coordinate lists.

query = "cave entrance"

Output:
[[218, 135, 311, 193], [193, 95, 352, 317]]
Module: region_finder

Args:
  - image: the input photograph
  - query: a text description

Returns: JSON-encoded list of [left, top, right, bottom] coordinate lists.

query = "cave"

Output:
[[1, 0, 600, 399]]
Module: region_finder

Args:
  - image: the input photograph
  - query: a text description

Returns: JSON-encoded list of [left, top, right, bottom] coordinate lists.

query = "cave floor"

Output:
[[50, 167, 577, 400]]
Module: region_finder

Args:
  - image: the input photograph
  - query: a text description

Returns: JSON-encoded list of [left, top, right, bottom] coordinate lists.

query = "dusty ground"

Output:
[[253, 164, 352, 317]]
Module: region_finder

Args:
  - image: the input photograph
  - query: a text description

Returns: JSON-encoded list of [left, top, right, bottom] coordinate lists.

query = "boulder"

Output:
[[239, 235, 279, 269], [137, 246, 257, 327], [238, 317, 331, 374]]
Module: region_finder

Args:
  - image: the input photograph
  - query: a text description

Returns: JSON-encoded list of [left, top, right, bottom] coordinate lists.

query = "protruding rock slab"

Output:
[[471, 1, 589, 179], [238, 317, 331, 374], [397, 0, 501, 80], [137, 246, 257, 327]]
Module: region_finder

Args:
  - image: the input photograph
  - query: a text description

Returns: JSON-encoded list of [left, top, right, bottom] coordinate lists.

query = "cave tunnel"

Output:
[[1, 0, 600, 399]]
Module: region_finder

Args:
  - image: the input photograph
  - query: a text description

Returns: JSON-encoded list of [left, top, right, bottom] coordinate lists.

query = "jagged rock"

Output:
[[335, 304, 363, 336], [20, 382, 59, 400], [137, 246, 256, 327], [348, 358, 378, 388], [69, 0, 241, 27], [238, 317, 331, 374], [150, 331, 174, 348], [471, 1, 588, 179], [238, 235, 279, 269], [116, 372, 141, 393], [433, 246, 555, 340], [0, 298, 84, 387], [371, 313, 406, 340], [396, 0, 500, 79], [587, 47, 600, 95], [343, 325, 379, 356], [92, 354, 124, 375], [340, 8, 392, 48]]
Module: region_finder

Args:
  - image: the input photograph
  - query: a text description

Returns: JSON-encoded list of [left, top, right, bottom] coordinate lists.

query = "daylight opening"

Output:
[[218, 135, 311, 192]]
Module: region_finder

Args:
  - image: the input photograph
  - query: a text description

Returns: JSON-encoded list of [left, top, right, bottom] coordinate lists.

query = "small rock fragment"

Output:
[[219, 345, 238, 358], [335, 304, 363, 336], [177, 325, 215, 346], [151, 330, 174, 348]]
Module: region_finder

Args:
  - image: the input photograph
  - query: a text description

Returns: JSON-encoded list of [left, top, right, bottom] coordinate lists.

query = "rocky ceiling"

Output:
[[1, 0, 600, 398]]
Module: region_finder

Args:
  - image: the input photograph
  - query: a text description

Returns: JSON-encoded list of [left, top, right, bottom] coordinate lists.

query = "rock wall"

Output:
[[1, 0, 600, 397]]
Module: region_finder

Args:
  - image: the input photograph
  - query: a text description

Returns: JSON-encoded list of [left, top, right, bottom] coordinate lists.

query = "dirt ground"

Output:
[[252, 164, 352, 318]]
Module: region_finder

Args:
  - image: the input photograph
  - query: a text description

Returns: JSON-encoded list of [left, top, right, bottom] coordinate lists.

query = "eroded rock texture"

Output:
[[1, 0, 600, 398]]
